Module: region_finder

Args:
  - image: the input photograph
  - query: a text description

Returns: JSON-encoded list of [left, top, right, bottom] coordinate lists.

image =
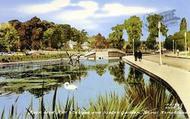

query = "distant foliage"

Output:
[[170, 31, 190, 51], [180, 18, 187, 32], [164, 35, 173, 50], [146, 34, 157, 50], [71, 28, 88, 50], [0, 16, 88, 51], [94, 33, 109, 49], [0, 23, 20, 51], [9, 16, 54, 50], [88, 33, 109, 49], [167, 18, 190, 51]]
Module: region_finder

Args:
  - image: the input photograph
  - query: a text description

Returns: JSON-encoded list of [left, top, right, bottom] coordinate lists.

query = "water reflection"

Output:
[[94, 64, 108, 76], [109, 61, 125, 83], [103, 61, 185, 118], [0, 60, 186, 118]]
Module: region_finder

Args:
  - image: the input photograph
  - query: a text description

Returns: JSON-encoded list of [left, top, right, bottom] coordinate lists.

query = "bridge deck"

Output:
[[123, 56, 190, 118], [85, 49, 126, 59]]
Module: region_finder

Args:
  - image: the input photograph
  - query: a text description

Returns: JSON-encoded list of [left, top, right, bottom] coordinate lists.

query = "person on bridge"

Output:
[[138, 50, 142, 61], [134, 51, 138, 61]]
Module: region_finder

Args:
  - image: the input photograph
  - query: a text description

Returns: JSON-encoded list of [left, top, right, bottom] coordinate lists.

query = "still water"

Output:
[[0, 60, 186, 118]]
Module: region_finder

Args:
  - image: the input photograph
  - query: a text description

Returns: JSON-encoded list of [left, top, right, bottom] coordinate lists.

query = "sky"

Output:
[[0, 0, 190, 39]]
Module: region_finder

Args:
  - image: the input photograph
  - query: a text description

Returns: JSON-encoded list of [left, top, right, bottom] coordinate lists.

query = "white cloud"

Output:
[[18, 1, 157, 30], [57, 1, 98, 21], [56, 1, 99, 30], [69, 19, 99, 30], [55, 2, 156, 30], [19, 0, 70, 14], [95, 3, 156, 18]]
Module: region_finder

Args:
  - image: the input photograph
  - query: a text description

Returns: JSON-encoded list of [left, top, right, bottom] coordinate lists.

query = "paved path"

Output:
[[143, 55, 190, 71], [123, 56, 190, 118], [165, 53, 190, 59]]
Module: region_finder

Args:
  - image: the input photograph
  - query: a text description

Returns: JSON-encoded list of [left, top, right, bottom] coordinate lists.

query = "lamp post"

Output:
[[158, 22, 162, 65], [133, 39, 135, 56], [184, 32, 187, 56], [173, 39, 175, 54]]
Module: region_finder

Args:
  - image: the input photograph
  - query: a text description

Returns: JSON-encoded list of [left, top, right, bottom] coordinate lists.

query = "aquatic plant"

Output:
[[1, 85, 147, 119], [126, 79, 180, 119]]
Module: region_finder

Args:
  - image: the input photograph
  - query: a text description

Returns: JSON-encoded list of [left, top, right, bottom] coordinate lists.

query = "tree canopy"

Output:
[[9, 16, 54, 50], [165, 18, 190, 51], [92, 33, 109, 49], [108, 24, 124, 49], [146, 14, 168, 50], [0, 23, 20, 51], [0, 16, 88, 51], [164, 35, 173, 50], [180, 18, 187, 32], [124, 16, 143, 50]]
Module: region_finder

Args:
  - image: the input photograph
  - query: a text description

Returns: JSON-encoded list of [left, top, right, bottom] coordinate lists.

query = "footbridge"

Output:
[[84, 48, 126, 60]]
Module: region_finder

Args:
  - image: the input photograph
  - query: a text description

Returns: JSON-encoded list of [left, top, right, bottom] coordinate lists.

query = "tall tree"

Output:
[[9, 16, 54, 50], [43, 25, 65, 49], [71, 28, 88, 50], [180, 18, 187, 32], [6, 16, 88, 51], [57, 24, 72, 48], [43, 27, 55, 48], [124, 16, 143, 50], [164, 35, 173, 50], [24, 16, 43, 50], [94, 33, 109, 49], [146, 34, 157, 50], [108, 24, 124, 49], [171, 31, 190, 51], [187, 32, 190, 50], [78, 29, 88, 47], [168, 18, 189, 51], [0, 23, 20, 51], [87, 36, 96, 49], [146, 14, 168, 50]]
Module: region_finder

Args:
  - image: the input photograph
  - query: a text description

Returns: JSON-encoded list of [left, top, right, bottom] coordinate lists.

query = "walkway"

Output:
[[123, 56, 190, 118], [143, 55, 190, 71]]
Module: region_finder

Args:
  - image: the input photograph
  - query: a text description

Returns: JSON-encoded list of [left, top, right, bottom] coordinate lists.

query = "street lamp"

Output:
[[133, 39, 135, 56], [184, 31, 187, 56], [158, 22, 162, 65], [173, 39, 175, 54]]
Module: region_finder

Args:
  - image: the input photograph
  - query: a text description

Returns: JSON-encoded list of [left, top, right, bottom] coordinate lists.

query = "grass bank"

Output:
[[0, 53, 68, 63]]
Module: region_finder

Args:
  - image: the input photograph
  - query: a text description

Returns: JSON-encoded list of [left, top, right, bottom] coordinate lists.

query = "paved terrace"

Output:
[[123, 56, 190, 118]]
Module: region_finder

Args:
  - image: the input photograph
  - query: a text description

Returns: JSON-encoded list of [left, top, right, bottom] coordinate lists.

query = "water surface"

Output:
[[0, 60, 186, 118]]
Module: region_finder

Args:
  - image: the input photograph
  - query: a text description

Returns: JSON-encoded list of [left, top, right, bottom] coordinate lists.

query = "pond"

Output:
[[0, 60, 187, 118]]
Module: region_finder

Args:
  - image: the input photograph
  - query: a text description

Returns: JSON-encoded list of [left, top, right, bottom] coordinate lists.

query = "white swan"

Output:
[[64, 82, 77, 90]]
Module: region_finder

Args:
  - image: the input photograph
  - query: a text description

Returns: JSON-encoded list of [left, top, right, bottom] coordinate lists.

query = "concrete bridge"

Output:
[[123, 56, 190, 118], [84, 48, 126, 60]]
